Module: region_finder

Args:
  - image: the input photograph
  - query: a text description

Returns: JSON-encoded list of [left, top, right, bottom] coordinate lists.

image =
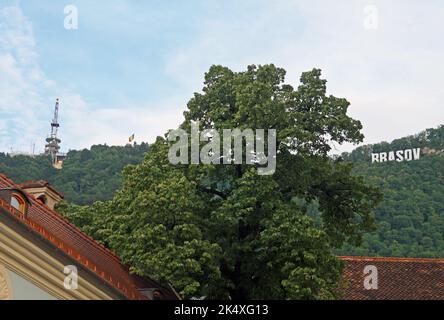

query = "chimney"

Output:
[[19, 180, 64, 210]]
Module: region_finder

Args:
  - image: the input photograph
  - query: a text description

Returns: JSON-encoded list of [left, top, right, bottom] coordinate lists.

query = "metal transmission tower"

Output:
[[45, 99, 66, 169]]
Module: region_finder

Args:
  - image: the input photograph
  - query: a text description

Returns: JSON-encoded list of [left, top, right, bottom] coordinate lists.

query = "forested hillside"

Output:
[[343, 125, 444, 162], [1, 123, 444, 258], [340, 125, 444, 257], [0, 143, 150, 205]]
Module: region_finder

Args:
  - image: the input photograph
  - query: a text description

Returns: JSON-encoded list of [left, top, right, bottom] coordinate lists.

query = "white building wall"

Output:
[[5, 266, 57, 300]]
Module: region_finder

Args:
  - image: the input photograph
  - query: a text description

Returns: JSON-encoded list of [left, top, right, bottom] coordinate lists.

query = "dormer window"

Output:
[[37, 195, 47, 205], [11, 193, 26, 213], [19, 180, 63, 210], [0, 188, 30, 217]]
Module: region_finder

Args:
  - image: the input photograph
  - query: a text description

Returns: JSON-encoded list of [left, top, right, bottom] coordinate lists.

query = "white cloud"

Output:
[[60, 94, 184, 150], [0, 5, 49, 153], [1, 1, 443, 155], [165, 0, 444, 152], [0, 4, 185, 154]]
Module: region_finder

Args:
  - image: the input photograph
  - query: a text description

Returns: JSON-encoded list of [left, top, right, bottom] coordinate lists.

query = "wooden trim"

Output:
[[11, 193, 26, 214], [0, 264, 12, 300]]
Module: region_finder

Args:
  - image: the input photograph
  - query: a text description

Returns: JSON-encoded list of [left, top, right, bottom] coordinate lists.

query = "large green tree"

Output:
[[60, 65, 381, 299]]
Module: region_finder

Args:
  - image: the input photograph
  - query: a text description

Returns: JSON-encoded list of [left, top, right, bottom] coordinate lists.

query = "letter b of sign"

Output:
[[64, 265, 78, 290], [363, 265, 378, 290]]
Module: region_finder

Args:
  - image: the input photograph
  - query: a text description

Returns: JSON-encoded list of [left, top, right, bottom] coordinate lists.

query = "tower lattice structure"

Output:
[[45, 99, 66, 168]]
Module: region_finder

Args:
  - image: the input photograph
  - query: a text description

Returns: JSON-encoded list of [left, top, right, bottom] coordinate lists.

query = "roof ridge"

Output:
[[0, 174, 148, 300], [31, 195, 122, 262], [19, 180, 64, 199], [0, 174, 121, 262], [339, 256, 444, 263], [0, 197, 145, 300]]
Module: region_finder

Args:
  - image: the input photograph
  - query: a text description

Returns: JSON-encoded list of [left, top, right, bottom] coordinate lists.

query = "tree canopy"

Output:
[[58, 65, 381, 299]]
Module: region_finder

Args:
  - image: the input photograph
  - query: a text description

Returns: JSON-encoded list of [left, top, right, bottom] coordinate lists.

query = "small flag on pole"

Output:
[[129, 134, 135, 143]]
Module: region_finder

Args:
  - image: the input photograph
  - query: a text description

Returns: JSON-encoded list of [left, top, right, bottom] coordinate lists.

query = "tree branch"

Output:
[[198, 186, 227, 200]]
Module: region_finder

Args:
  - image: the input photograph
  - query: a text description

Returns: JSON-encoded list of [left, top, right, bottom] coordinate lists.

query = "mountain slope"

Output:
[[2, 126, 444, 258], [340, 125, 444, 257], [0, 143, 150, 205]]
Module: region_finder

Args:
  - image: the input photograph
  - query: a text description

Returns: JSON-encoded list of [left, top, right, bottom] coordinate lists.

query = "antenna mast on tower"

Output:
[[45, 99, 66, 169]]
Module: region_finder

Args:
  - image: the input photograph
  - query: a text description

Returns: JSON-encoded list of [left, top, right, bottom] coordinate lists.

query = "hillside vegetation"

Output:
[[1, 123, 444, 258], [340, 125, 444, 257], [0, 143, 150, 205]]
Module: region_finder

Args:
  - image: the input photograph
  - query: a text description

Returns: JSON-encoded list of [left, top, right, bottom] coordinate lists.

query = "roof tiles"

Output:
[[339, 256, 444, 300], [0, 173, 172, 300]]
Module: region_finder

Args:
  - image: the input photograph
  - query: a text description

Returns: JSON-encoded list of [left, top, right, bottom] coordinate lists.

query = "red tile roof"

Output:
[[0, 174, 175, 300], [19, 180, 65, 198], [339, 256, 444, 300]]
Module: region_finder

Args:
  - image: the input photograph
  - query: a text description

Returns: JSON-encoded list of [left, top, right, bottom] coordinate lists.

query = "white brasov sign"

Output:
[[371, 148, 421, 163]]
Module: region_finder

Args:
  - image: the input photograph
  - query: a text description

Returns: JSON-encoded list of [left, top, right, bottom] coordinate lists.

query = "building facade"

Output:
[[2, 172, 443, 300], [0, 174, 177, 300]]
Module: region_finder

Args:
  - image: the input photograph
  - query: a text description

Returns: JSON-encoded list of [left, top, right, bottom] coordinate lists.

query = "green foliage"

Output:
[[57, 65, 380, 300], [339, 127, 444, 258], [343, 125, 444, 162], [0, 143, 150, 205]]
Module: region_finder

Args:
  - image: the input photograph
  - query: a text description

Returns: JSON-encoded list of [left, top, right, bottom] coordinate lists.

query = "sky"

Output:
[[0, 0, 443, 154]]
